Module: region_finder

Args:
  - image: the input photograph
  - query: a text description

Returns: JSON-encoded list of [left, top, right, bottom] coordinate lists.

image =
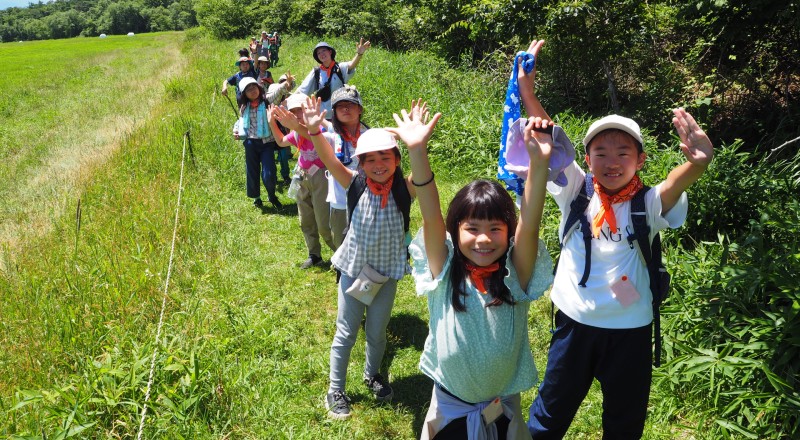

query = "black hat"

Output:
[[313, 42, 336, 63]]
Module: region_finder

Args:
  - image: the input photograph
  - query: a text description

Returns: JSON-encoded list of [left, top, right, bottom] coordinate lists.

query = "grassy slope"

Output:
[[0, 32, 698, 438]]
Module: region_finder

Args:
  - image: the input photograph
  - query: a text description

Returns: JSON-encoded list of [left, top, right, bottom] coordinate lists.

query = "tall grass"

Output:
[[3, 30, 775, 439]]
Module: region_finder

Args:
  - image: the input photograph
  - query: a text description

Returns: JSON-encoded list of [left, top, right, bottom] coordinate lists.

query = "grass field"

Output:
[[0, 31, 701, 438]]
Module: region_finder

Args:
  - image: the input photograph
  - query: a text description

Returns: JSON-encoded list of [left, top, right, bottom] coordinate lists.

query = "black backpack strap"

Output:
[[346, 173, 367, 232], [390, 168, 412, 233], [627, 185, 670, 367], [314, 67, 320, 90], [558, 173, 594, 286]]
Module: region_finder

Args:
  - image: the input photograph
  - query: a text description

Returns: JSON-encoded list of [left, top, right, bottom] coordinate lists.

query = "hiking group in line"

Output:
[[222, 36, 714, 439]]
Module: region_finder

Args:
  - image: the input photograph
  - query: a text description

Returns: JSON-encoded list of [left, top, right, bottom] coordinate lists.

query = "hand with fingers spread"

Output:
[[672, 108, 713, 167], [273, 105, 302, 131], [303, 96, 327, 132], [385, 99, 442, 151], [356, 38, 371, 55]]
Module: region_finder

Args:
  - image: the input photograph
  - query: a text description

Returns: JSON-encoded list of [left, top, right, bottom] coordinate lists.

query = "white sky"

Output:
[[0, 0, 53, 10]]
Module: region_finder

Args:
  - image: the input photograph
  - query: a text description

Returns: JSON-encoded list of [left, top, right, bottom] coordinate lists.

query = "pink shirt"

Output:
[[286, 131, 326, 170]]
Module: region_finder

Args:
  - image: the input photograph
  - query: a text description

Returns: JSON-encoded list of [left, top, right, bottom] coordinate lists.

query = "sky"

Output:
[[0, 0, 52, 10]]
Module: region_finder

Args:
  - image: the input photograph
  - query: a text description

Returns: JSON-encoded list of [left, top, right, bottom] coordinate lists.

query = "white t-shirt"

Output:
[[321, 132, 359, 209], [548, 161, 688, 329]]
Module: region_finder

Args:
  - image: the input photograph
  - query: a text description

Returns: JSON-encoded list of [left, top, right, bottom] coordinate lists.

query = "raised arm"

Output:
[[268, 105, 291, 147], [518, 40, 551, 120], [513, 117, 552, 288], [303, 96, 356, 187], [660, 108, 713, 213], [346, 38, 371, 73], [387, 99, 445, 275]]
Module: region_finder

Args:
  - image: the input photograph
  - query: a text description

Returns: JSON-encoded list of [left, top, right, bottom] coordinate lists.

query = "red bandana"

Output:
[[366, 174, 394, 209], [591, 175, 643, 238], [341, 127, 361, 149], [250, 100, 260, 108], [464, 262, 500, 294]]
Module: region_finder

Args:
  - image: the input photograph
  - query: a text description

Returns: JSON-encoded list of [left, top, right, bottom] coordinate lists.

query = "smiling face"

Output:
[[585, 130, 646, 195], [239, 61, 250, 73], [359, 150, 399, 183], [315, 47, 333, 65], [457, 218, 510, 267]]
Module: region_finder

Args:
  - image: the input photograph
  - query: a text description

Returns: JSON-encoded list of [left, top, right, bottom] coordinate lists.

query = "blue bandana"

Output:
[[498, 51, 536, 196]]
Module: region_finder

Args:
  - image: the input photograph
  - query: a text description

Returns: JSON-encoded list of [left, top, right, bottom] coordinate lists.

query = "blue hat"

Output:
[[313, 42, 336, 63]]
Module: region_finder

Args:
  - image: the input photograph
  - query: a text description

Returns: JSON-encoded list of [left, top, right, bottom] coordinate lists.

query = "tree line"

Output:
[[194, 0, 798, 153], [0, 0, 196, 41]]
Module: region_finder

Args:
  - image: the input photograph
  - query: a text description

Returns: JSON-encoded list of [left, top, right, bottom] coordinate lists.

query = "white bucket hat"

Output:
[[353, 129, 398, 157], [582, 114, 643, 148], [285, 92, 308, 110]]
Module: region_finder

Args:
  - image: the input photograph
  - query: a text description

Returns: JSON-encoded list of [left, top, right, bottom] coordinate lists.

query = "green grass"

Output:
[[1, 31, 705, 438]]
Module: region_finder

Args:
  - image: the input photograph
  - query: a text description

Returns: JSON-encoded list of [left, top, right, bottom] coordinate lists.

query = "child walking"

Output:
[[521, 42, 714, 439], [270, 93, 337, 268], [392, 100, 554, 439], [303, 96, 416, 420], [232, 77, 282, 209]]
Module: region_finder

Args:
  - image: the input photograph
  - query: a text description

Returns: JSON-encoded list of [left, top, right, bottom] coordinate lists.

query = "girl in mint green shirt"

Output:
[[388, 100, 553, 439]]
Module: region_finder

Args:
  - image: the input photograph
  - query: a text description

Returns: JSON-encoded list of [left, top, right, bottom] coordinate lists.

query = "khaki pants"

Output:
[[329, 207, 347, 249], [297, 168, 335, 256]]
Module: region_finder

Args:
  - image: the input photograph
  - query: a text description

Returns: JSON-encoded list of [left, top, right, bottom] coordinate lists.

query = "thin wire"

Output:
[[136, 131, 189, 440]]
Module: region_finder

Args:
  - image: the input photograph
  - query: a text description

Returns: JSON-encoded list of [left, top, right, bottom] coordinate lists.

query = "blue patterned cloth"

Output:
[[498, 51, 536, 196]]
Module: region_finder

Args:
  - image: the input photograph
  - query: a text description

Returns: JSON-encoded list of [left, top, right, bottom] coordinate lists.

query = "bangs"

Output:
[[446, 180, 517, 237]]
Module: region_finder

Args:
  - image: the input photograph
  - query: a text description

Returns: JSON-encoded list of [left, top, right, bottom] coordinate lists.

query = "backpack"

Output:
[[314, 63, 345, 102], [345, 169, 412, 237], [559, 173, 671, 366]]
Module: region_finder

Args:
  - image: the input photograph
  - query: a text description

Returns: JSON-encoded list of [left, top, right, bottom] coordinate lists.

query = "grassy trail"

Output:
[[0, 32, 694, 438]]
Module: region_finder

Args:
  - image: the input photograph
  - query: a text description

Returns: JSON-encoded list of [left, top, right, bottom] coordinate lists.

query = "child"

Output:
[[269, 94, 336, 268], [233, 77, 283, 209], [221, 56, 257, 102], [303, 96, 416, 420], [322, 85, 371, 248], [520, 42, 714, 439], [255, 56, 274, 86], [393, 100, 554, 439]]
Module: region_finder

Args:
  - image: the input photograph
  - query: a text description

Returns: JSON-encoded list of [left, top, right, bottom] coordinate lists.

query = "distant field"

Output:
[[0, 32, 183, 271]]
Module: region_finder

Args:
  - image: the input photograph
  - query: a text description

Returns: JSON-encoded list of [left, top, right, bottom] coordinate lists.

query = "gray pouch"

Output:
[[345, 264, 389, 305]]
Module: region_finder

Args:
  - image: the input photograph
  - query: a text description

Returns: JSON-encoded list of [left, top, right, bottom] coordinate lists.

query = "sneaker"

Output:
[[324, 390, 352, 420], [268, 195, 283, 209], [253, 198, 263, 208], [300, 254, 323, 269], [363, 373, 394, 402]]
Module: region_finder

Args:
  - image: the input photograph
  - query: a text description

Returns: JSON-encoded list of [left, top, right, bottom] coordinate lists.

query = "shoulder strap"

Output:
[[626, 185, 670, 367], [346, 170, 411, 233], [558, 173, 594, 286], [333, 63, 345, 84], [314, 67, 320, 90]]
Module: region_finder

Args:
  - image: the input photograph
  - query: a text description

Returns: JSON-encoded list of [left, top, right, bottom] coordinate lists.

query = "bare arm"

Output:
[[386, 100, 444, 275], [513, 117, 552, 288], [268, 105, 291, 147], [660, 108, 713, 213], [347, 38, 371, 73], [518, 40, 551, 120], [303, 96, 356, 187]]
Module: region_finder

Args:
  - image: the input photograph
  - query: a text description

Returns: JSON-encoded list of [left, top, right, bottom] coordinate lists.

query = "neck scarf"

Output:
[[464, 261, 500, 294], [320, 62, 335, 79], [591, 175, 643, 238], [341, 126, 360, 149], [242, 100, 271, 139], [366, 174, 394, 209]]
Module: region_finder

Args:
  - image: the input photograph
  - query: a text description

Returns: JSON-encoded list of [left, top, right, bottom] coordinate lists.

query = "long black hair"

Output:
[[445, 179, 517, 311]]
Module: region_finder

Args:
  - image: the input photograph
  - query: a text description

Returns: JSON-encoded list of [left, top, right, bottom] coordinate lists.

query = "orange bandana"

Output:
[[366, 174, 394, 209], [320, 62, 335, 79], [341, 127, 361, 149], [464, 262, 500, 294], [591, 175, 643, 238]]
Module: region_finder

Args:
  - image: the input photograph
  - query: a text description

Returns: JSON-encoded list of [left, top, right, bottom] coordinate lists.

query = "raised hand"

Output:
[[283, 70, 294, 89], [523, 117, 553, 162], [386, 99, 441, 151], [672, 108, 713, 166], [273, 105, 301, 130], [356, 38, 371, 55], [302, 96, 327, 131], [518, 39, 545, 81]]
